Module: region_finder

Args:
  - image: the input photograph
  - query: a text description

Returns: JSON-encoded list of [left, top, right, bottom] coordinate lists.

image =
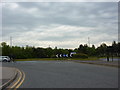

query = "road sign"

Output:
[[70, 52, 76, 54], [66, 54, 68, 57], [59, 54, 62, 57], [56, 54, 59, 58], [56, 53, 76, 58], [63, 54, 66, 57]]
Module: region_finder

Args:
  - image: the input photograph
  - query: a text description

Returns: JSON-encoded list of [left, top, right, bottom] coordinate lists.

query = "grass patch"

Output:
[[15, 57, 99, 61], [15, 58, 59, 61], [99, 57, 120, 59]]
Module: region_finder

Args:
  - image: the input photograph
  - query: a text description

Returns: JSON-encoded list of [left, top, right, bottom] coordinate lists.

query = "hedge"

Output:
[[73, 53, 88, 58]]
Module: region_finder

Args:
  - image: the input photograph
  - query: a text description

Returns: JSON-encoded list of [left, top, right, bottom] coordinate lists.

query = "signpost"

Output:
[[56, 52, 76, 58]]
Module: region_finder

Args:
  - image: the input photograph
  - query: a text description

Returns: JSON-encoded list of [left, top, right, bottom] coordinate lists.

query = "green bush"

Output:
[[73, 53, 88, 58], [51, 55, 56, 58]]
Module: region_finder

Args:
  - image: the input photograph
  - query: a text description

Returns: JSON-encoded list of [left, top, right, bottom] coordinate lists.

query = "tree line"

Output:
[[0, 41, 119, 59]]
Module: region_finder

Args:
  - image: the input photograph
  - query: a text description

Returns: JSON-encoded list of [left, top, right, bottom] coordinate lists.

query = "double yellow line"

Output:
[[9, 68, 25, 90]]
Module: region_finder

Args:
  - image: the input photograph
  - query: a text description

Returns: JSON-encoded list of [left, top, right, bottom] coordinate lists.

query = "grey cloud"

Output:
[[3, 2, 117, 27], [2, 2, 118, 48]]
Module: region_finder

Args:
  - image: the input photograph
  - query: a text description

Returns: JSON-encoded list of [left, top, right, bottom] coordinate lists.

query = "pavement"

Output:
[[71, 60, 119, 68], [0, 66, 18, 89]]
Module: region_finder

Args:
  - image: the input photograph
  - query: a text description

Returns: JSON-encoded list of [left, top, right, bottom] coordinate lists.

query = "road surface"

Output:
[[2, 60, 118, 88]]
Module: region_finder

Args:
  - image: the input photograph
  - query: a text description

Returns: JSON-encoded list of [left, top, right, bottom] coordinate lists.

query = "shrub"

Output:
[[73, 53, 88, 58]]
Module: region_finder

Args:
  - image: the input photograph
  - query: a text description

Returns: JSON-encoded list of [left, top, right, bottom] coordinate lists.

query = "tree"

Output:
[[112, 41, 117, 56], [1, 41, 119, 59], [1, 42, 7, 47], [96, 43, 107, 57], [46, 47, 53, 58], [87, 45, 96, 56]]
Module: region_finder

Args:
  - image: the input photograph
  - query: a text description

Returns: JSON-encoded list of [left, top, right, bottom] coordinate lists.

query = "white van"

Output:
[[0, 56, 11, 62]]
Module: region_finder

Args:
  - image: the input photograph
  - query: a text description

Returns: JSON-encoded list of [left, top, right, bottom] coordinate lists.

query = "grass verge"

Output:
[[15, 57, 99, 61]]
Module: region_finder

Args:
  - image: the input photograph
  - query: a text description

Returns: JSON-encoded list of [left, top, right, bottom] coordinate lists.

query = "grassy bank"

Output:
[[15, 58, 62, 61], [15, 57, 99, 61]]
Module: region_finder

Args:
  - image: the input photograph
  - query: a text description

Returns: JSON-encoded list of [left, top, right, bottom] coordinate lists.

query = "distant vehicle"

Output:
[[0, 56, 11, 62]]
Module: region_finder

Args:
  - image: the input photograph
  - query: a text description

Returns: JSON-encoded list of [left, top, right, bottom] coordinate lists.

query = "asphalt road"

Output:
[[3, 60, 118, 88]]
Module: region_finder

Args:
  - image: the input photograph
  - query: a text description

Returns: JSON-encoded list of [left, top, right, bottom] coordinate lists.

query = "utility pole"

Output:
[[9, 36, 13, 60], [88, 37, 90, 47], [10, 36, 12, 47]]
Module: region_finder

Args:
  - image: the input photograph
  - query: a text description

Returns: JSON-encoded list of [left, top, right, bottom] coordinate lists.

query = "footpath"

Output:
[[0, 67, 18, 89], [72, 60, 119, 68]]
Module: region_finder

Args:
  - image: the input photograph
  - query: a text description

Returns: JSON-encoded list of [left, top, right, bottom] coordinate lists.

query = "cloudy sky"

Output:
[[2, 2, 118, 49]]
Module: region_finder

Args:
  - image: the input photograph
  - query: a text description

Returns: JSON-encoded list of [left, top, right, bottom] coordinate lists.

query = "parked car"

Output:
[[0, 56, 11, 62]]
